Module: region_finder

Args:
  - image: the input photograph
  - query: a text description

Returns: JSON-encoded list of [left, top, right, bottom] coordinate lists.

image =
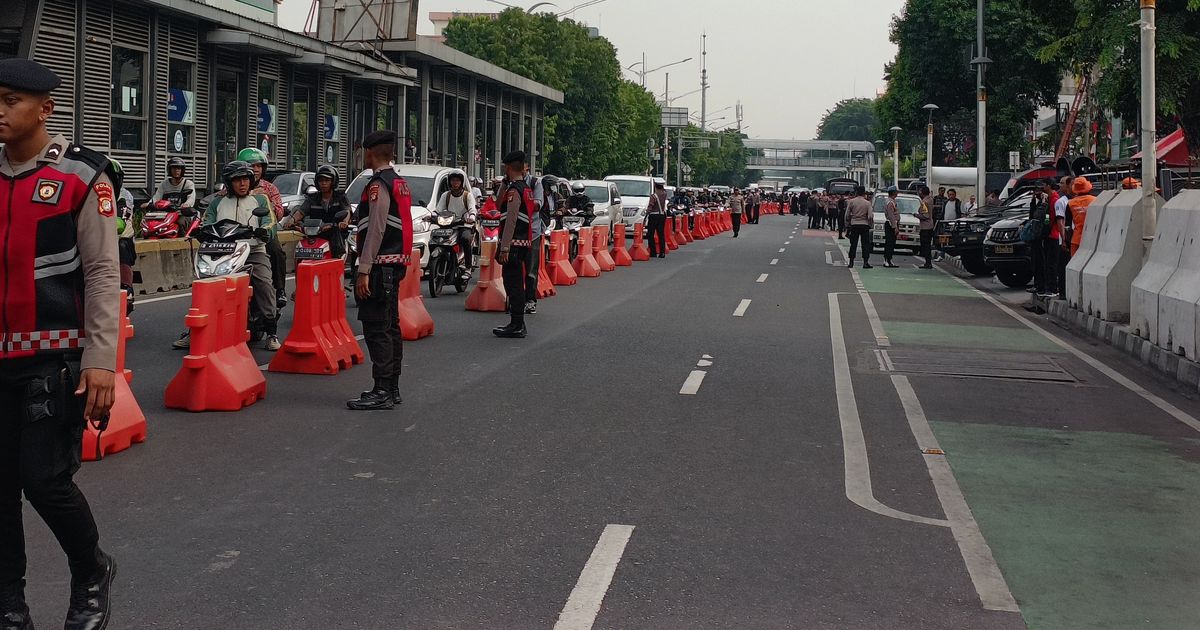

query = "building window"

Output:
[[257, 77, 278, 161], [167, 59, 195, 155], [291, 85, 311, 171], [111, 47, 146, 151], [324, 91, 340, 165]]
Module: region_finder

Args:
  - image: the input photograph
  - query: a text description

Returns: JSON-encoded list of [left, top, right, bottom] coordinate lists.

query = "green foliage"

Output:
[[816, 98, 882, 141], [680, 127, 750, 187], [442, 9, 666, 177], [875, 0, 1064, 170]]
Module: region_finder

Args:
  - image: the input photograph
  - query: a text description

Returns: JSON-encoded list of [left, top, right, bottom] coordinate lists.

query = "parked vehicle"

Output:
[[576, 180, 622, 227], [983, 214, 1035, 289], [345, 165, 464, 273], [269, 171, 316, 213], [605, 175, 655, 232], [870, 192, 922, 254], [426, 209, 473, 297], [825, 177, 859, 196], [139, 191, 197, 239], [936, 193, 1033, 276]]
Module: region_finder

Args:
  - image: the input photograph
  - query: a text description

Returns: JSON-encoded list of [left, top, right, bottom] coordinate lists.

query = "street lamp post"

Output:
[[875, 140, 884, 190], [1140, 0, 1157, 244], [971, 0, 992, 208], [890, 126, 903, 187], [923, 103, 939, 187]]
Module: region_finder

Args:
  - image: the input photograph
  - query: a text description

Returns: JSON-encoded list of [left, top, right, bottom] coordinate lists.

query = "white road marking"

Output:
[[938, 269, 1200, 435], [679, 370, 707, 395], [825, 251, 833, 265], [770, 259, 779, 266], [140, 275, 297, 305], [778, 248, 786, 253], [702, 354, 713, 359], [891, 375, 1020, 612], [553, 524, 635, 630], [697, 359, 713, 367], [835, 242, 890, 346], [828, 293, 949, 528], [732, 299, 752, 317], [756, 273, 768, 283]]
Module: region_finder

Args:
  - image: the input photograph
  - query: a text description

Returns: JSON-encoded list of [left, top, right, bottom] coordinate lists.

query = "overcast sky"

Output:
[[276, 0, 903, 140]]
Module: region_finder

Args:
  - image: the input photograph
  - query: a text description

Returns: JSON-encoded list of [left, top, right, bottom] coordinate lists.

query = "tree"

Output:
[[680, 127, 749, 187], [875, 0, 1064, 170], [816, 99, 881, 141], [442, 9, 662, 177]]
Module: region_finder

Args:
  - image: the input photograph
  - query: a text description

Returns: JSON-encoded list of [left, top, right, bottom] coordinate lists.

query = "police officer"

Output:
[[0, 58, 119, 630], [494, 151, 536, 338], [348, 130, 412, 410]]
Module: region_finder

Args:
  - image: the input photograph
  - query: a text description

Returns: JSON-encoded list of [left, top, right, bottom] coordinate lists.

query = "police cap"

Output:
[[362, 130, 397, 149], [0, 58, 61, 93], [502, 150, 527, 166]]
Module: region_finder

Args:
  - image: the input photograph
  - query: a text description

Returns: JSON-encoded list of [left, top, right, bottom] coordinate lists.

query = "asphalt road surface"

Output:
[[21, 214, 1200, 629]]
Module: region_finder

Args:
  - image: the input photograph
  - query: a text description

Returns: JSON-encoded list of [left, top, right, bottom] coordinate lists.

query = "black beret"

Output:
[[0, 58, 61, 93], [362, 129, 397, 149], [502, 150, 527, 165]]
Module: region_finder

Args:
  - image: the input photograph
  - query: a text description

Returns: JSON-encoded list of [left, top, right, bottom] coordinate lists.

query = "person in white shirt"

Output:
[[144, 156, 196, 209], [964, 194, 978, 216], [435, 172, 478, 275]]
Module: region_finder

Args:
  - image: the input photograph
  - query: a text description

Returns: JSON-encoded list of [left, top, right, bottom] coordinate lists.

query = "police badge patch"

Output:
[[369, 184, 380, 202], [32, 178, 62, 204], [94, 182, 115, 217]]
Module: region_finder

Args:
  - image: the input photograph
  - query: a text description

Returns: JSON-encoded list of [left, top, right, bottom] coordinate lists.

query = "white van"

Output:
[[604, 175, 656, 231]]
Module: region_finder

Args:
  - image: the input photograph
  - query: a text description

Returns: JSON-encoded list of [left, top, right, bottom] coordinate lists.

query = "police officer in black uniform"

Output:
[[0, 58, 119, 630], [348, 130, 413, 410], [494, 151, 535, 339]]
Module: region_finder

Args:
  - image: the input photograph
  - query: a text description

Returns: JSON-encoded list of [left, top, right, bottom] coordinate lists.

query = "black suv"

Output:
[[982, 196, 1036, 288]]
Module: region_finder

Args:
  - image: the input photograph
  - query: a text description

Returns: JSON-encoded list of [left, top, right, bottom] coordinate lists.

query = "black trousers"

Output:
[[1058, 247, 1071, 297], [1, 355, 103, 587], [1032, 238, 1059, 293], [919, 229, 934, 266], [647, 215, 667, 257], [884, 223, 898, 262], [750, 204, 760, 223], [502, 245, 531, 324], [357, 267, 404, 388], [266, 234, 287, 294], [848, 225, 872, 263], [525, 237, 542, 303], [731, 212, 742, 236], [835, 210, 846, 236]]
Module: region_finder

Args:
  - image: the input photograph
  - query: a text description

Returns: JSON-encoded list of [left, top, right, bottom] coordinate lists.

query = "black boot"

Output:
[[347, 387, 395, 410], [1, 581, 33, 630], [390, 380, 403, 405], [492, 321, 527, 338], [64, 551, 115, 630]]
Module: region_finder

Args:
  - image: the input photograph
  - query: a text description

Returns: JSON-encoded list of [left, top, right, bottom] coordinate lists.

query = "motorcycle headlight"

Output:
[[213, 258, 238, 277], [438, 215, 454, 227], [196, 257, 213, 275]]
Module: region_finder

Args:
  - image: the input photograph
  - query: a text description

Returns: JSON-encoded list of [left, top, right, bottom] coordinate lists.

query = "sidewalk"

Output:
[[855, 260, 1200, 630]]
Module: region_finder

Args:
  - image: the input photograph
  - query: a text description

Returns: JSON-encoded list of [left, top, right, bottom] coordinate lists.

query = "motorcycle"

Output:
[[555, 201, 594, 261], [294, 210, 349, 263], [426, 209, 473, 297], [479, 202, 503, 243], [140, 191, 197, 239]]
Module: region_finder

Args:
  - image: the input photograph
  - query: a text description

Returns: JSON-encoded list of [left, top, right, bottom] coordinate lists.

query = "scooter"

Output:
[[294, 210, 350, 263], [478, 202, 503, 242], [140, 191, 197, 239], [426, 209, 473, 297], [555, 202, 594, 261]]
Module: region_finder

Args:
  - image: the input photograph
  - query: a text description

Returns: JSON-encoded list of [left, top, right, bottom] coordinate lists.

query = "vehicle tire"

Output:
[[428, 256, 447, 298], [996, 269, 1033, 288], [569, 238, 578, 262], [960, 254, 993, 277]]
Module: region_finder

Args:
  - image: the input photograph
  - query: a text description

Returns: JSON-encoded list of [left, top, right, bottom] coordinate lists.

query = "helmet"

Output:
[[448, 172, 465, 184], [570, 181, 586, 194], [887, 185, 898, 193], [314, 163, 339, 189], [167, 157, 186, 172], [222, 160, 256, 192], [236, 148, 268, 165], [1121, 177, 1142, 190]]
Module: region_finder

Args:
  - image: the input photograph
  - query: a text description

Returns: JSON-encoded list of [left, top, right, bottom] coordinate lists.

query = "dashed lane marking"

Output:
[[756, 273, 768, 283], [732, 299, 752, 317], [680, 370, 707, 395], [553, 524, 636, 630], [778, 248, 786, 253], [770, 259, 779, 266]]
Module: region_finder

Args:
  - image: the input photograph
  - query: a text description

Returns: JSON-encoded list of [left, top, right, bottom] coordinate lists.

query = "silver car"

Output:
[[576, 180, 622, 228]]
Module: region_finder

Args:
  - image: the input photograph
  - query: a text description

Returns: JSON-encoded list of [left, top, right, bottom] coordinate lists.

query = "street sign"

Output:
[[324, 114, 340, 141], [1008, 151, 1022, 171], [258, 103, 277, 134], [167, 89, 194, 124], [660, 106, 688, 129]]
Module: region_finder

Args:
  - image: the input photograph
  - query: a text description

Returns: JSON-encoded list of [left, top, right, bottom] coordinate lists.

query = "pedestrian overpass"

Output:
[[744, 139, 880, 185]]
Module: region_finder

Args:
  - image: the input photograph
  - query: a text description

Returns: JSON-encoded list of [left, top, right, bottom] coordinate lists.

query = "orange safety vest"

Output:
[[1068, 195, 1095, 256]]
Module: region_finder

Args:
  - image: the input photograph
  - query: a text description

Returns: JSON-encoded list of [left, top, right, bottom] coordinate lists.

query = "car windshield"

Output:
[[584, 186, 610, 204], [271, 173, 301, 196], [873, 195, 922, 215], [346, 173, 438, 209], [610, 179, 652, 198]]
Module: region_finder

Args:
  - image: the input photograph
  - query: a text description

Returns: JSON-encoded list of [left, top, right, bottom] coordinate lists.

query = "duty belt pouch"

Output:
[[368, 266, 401, 302]]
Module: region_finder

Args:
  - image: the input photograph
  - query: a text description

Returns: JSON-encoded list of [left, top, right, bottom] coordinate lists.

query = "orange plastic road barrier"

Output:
[[722, 209, 732, 231], [573, 226, 601, 277], [536, 238, 557, 298], [592, 225, 616, 272], [680, 216, 695, 243], [465, 240, 509, 311], [269, 259, 364, 375], [83, 290, 146, 461], [664, 217, 679, 251], [610, 224, 634, 266], [693, 213, 709, 239], [547, 230, 578, 286], [398, 248, 435, 341], [674, 215, 691, 244], [630, 223, 651, 261], [164, 275, 266, 412]]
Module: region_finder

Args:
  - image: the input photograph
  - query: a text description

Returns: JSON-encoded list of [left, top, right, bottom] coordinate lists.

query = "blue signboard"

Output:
[[167, 89, 194, 124], [324, 114, 340, 141], [258, 104, 276, 134]]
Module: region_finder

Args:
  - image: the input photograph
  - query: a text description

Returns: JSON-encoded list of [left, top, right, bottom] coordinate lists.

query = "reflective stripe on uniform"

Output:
[[33, 246, 82, 279], [1, 329, 87, 352]]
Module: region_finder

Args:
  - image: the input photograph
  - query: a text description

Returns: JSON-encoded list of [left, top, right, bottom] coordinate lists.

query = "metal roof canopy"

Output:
[[203, 29, 305, 57], [293, 52, 365, 74], [379, 37, 564, 103]]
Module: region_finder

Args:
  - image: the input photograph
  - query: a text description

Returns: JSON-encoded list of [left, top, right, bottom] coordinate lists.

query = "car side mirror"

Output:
[[253, 206, 270, 218], [613, 197, 622, 204], [306, 186, 318, 196]]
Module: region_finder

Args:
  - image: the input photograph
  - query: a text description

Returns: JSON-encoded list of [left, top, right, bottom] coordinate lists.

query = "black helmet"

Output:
[[167, 157, 186, 174], [314, 163, 340, 189], [541, 175, 559, 188], [570, 181, 586, 194], [222, 160, 256, 192], [448, 172, 465, 184]]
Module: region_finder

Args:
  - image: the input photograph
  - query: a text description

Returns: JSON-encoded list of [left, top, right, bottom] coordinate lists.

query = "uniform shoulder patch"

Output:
[[94, 182, 115, 217], [368, 183, 381, 202]]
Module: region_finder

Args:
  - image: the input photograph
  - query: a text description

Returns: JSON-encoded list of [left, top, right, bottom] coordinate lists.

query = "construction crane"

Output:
[[1055, 73, 1091, 162]]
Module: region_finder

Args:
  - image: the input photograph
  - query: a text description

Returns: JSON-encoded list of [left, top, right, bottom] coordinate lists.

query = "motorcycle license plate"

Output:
[[995, 244, 1015, 254], [295, 247, 325, 259], [481, 220, 500, 227], [433, 229, 455, 237], [564, 218, 583, 227], [200, 242, 236, 255]]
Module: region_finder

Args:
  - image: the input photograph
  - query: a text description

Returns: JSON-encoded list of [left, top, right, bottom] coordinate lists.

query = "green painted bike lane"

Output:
[[858, 266, 1200, 630]]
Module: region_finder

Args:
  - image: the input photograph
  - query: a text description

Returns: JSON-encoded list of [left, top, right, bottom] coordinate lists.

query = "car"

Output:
[[983, 212, 1035, 289], [269, 171, 316, 213], [936, 192, 1033, 276], [605, 175, 656, 232], [345, 165, 469, 272], [576, 180, 622, 228], [870, 192, 922, 254]]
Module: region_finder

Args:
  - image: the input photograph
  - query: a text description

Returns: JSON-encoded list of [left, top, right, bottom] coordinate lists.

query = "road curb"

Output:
[[1042, 297, 1200, 394]]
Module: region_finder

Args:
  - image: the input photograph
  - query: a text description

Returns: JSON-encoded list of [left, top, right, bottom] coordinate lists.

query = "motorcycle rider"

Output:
[[433, 172, 477, 278], [281, 164, 351, 258], [172, 161, 279, 350], [142, 156, 196, 210], [237, 148, 289, 309], [672, 186, 692, 229]]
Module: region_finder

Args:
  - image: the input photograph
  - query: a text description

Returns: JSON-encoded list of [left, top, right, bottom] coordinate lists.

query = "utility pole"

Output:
[[1140, 0, 1157, 244], [923, 103, 939, 185], [736, 101, 744, 134], [664, 72, 670, 179], [972, 0, 990, 205], [700, 33, 709, 131], [891, 126, 903, 187]]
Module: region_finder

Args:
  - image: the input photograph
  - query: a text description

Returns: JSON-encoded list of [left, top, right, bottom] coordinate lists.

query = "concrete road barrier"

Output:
[[1065, 190, 1118, 309], [1129, 193, 1184, 340], [130, 232, 303, 295], [1153, 192, 1200, 358], [1081, 190, 1156, 323]]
